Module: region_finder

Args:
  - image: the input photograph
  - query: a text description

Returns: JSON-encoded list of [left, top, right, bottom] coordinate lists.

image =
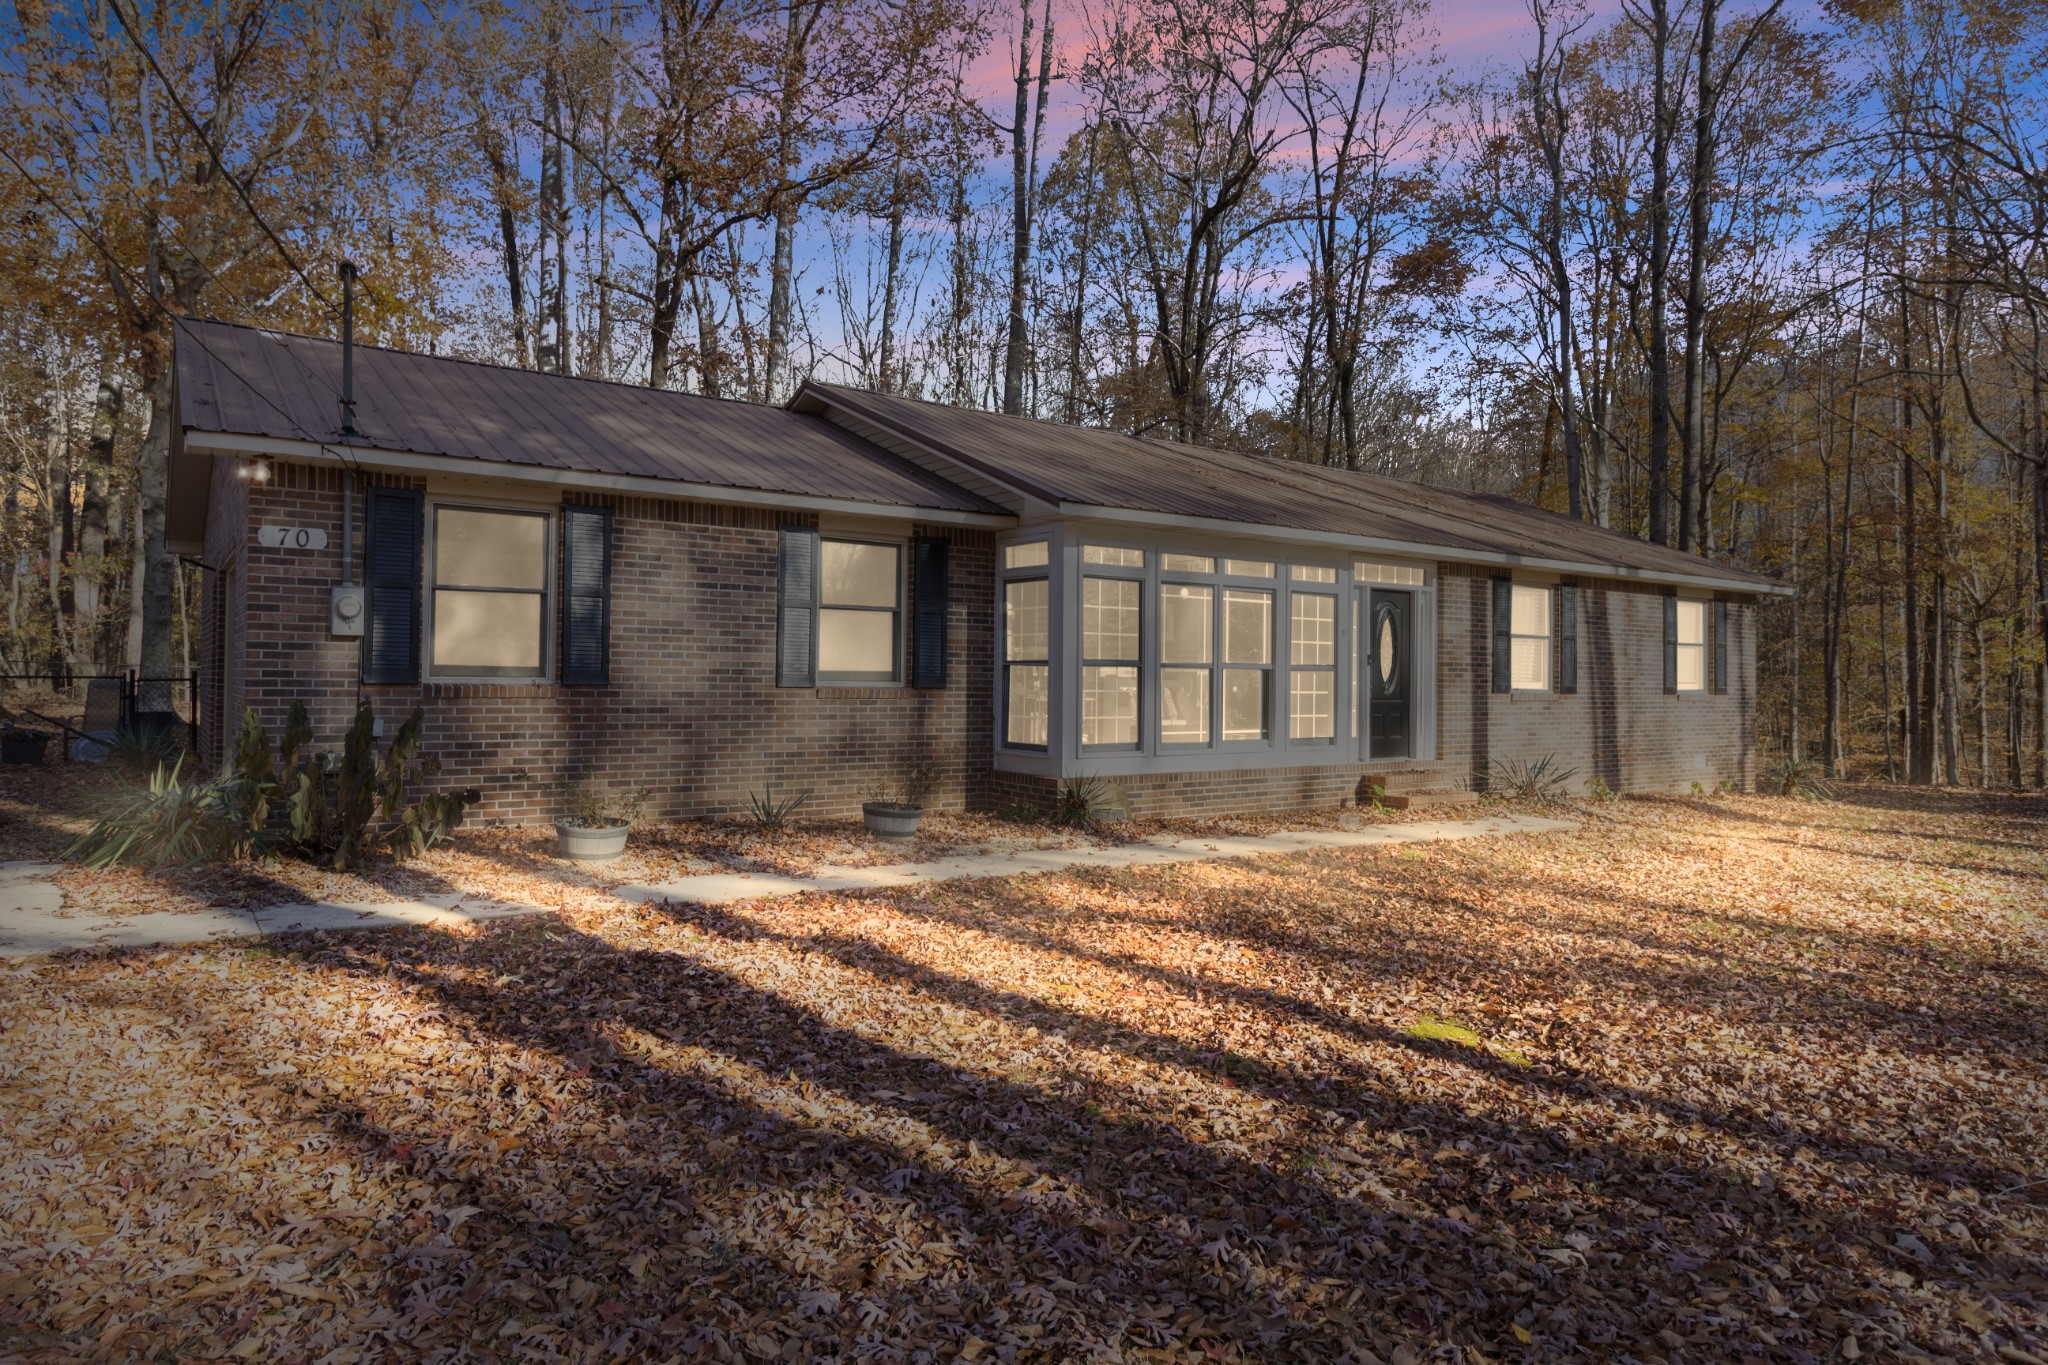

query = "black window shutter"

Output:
[[777, 525, 819, 687], [561, 504, 612, 685], [1662, 592, 1679, 695], [1490, 577, 1513, 693], [1556, 583, 1578, 695], [1712, 598, 1730, 694], [911, 536, 948, 689], [363, 487, 421, 685]]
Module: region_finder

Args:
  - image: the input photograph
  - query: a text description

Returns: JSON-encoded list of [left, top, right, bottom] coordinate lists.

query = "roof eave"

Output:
[[1059, 503, 1789, 595], [181, 430, 1017, 527], [792, 382, 1071, 508]]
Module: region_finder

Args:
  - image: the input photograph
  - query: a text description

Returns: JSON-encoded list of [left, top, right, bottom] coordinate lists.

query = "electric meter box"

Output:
[[330, 584, 366, 638]]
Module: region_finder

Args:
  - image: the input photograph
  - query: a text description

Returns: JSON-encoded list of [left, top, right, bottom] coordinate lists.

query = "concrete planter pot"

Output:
[[861, 802, 925, 841], [555, 820, 630, 862]]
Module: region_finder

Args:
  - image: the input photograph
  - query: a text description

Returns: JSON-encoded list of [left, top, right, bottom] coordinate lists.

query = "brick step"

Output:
[[1365, 770, 1438, 793], [1377, 790, 1480, 811]]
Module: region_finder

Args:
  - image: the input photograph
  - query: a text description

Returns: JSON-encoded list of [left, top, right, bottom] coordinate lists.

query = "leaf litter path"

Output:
[[1, 789, 2044, 1364], [0, 814, 1572, 958]]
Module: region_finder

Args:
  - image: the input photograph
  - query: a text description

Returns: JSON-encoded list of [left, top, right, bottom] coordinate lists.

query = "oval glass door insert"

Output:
[[1376, 608, 1398, 693]]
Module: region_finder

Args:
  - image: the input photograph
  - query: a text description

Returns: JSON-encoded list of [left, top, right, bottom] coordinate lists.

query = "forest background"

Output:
[[2, 0, 2043, 788]]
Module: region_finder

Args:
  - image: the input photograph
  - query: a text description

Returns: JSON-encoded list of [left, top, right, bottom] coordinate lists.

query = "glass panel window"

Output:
[[1159, 583, 1213, 745], [1160, 669, 1209, 743], [1510, 583, 1551, 691], [820, 539, 901, 681], [1162, 553, 1215, 573], [1291, 564, 1337, 583], [1160, 585, 1212, 663], [1676, 599, 1707, 692], [1222, 588, 1271, 741], [1223, 671, 1267, 741], [1356, 560, 1426, 586], [1082, 577, 1141, 747], [1084, 667, 1139, 746], [1004, 578, 1049, 747], [1224, 558, 1275, 578], [1289, 591, 1336, 741], [1290, 672, 1334, 740], [431, 506, 548, 676], [1084, 545, 1145, 567], [1224, 590, 1271, 664], [1004, 540, 1050, 570], [1291, 593, 1335, 666]]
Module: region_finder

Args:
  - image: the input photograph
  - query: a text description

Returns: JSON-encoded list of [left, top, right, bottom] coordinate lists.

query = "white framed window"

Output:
[[1356, 560, 1426, 586], [1224, 558, 1275, 579], [1084, 544, 1145, 568], [429, 504, 550, 678], [1222, 588, 1272, 741], [819, 538, 902, 682], [1510, 583, 1552, 691], [1159, 583, 1213, 745], [1291, 564, 1337, 584], [1162, 552, 1215, 573], [1003, 577, 1049, 747], [1675, 598, 1707, 692], [1082, 576, 1141, 747], [1004, 540, 1050, 570], [1289, 592, 1337, 740]]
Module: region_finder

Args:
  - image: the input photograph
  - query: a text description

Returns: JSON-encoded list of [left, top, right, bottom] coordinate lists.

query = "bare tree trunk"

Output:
[[539, 37, 572, 376], [72, 363, 120, 675], [763, 0, 810, 400], [500, 205, 532, 369], [878, 177, 908, 392], [135, 365, 173, 704], [1644, 0, 1675, 545], [1975, 615, 1990, 786], [1001, 0, 1054, 415]]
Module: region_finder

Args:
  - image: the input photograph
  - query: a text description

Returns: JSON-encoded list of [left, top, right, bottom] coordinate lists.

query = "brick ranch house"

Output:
[[169, 318, 1785, 822]]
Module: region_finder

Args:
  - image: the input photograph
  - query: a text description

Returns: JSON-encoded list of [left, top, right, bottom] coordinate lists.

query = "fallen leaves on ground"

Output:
[[1, 786, 2044, 1363]]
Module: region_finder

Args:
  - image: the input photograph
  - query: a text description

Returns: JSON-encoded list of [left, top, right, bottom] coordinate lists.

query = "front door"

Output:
[[1365, 588, 1412, 761]]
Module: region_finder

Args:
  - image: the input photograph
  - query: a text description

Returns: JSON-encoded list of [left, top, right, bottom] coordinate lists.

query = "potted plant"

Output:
[[861, 748, 946, 840], [552, 769, 649, 862]]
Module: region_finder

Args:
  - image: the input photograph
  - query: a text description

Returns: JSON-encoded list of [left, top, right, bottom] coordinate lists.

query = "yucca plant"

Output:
[[745, 785, 813, 831], [1053, 775, 1122, 826], [1485, 754, 1579, 805], [70, 758, 250, 869]]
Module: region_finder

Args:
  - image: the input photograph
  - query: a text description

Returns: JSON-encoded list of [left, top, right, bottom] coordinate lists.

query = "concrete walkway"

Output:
[[0, 862, 547, 959], [0, 813, 1574, 958], [613, 813, 1575, 906]]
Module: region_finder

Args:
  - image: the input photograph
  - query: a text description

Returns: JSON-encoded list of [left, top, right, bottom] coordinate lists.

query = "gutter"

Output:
[[1057, 504, 1790, 596], [181, 431, 1016, 528]]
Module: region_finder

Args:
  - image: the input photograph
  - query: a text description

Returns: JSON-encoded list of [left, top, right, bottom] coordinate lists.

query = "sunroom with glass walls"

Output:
[[993, 525, 1437, 778]]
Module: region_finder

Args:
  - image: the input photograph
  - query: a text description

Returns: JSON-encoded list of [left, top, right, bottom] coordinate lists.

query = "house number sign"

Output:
[[257, 525, 329, 550]]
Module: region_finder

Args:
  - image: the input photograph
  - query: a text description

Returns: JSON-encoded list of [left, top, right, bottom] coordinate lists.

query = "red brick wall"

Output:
[[1431, 565, 1756, 799], [210, 462, 994, 823]]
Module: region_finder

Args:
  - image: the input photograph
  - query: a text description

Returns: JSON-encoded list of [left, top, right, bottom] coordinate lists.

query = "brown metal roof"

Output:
[[174, 318, 1004, 516], [799, 382, 1781, 590]]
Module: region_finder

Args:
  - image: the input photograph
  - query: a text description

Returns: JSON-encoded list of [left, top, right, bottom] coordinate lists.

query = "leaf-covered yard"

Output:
[[3, 789, 2045, 1363]]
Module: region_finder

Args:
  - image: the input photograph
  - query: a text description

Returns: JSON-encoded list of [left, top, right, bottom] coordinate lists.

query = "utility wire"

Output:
[[102, 0, 342, 319]]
